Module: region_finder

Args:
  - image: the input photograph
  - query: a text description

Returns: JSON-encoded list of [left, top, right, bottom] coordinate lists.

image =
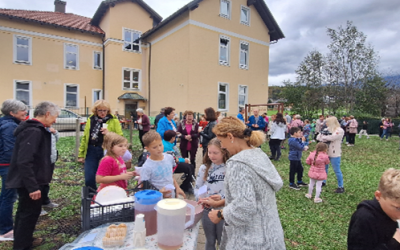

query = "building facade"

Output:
[[0, 0, 284, 118]]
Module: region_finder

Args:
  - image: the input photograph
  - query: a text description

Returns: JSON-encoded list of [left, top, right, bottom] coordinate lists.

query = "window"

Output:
[[240, 41, 249, 69], [65, 84, 78, 107], [64, 43, 79, 69], [238, 85, 248, 108], [93, 51, 102, 69], [14, 35, 32, 64], [240, 6, 250, 25], [14, 81, 31, 106], [93, 89, 102, 104], [218, 83, 229, 111], [123, 28, 141, 53], [220, 0, 231, 19], [123, 68, 140, 90], [219, 36, 230, 66]]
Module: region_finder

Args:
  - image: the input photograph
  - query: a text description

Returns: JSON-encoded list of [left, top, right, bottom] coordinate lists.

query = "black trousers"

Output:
[[138, 130, 148, 148], [14, 187, 43, 250], [174, 162, 194, 192], [269, 139, 282, 159], [314, 132, 320, 142], [289, 160, 304, 184], [349, 133, 356, 144]]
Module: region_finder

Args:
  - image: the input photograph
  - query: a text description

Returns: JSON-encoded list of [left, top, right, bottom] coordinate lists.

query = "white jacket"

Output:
[[270, 122, 287, 140]]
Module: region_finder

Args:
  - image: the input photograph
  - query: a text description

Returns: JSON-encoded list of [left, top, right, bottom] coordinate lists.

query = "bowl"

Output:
[[184, 199, 204, 229]]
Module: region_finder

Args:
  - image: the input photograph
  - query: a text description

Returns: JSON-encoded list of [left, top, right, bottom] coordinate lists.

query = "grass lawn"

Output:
[[0, 131, 398, 249]]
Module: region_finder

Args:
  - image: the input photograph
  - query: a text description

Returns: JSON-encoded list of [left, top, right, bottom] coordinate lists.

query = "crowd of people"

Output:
[[0, 99, 399, 250]]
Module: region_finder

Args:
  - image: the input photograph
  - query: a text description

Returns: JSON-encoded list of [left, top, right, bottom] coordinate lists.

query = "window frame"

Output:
[[239, 40, 249, 70], [64, 84, 79, 108], [219, 0, 231, 19], [123, 28, 142, 53], [14, 80, 32, 106], [64, 43, 79, 70], [218, 82, 229, 111], [92, 89, 103, 104], [238, 85, 248, 110], [93, 51, 103, 70], [219, 35, 230, 66], [122, 68, 141, 90], [240, 5, 251, 26], [13, 35, 32, 65]]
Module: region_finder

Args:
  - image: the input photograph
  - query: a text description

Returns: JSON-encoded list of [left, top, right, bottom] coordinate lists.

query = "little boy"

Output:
[[348, 168, 400, 250], [140, 130, 185, 198], [288, 127, 308, 190]]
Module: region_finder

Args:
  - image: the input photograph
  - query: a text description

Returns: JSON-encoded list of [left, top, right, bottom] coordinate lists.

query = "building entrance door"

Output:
[[125, 103, 137, 121]]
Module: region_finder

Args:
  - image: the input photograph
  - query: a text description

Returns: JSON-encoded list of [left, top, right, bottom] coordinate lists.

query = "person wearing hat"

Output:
[[135, 108, 150, 148]]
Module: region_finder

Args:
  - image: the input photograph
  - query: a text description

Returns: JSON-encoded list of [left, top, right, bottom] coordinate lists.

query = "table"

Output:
[[60, 221, 200, 250]]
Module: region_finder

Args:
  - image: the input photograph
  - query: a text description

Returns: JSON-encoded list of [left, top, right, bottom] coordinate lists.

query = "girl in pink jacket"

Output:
[[305, 142, 330, 203]]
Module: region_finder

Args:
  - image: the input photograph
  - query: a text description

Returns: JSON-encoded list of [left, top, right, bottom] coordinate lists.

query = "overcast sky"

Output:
[[1, 0, 399, 86]]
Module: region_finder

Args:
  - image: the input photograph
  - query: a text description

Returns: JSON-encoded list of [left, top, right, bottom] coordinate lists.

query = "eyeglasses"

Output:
[[97, 110, 108, 113]]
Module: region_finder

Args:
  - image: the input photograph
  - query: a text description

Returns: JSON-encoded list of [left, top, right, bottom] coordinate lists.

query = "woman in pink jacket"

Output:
[[305, 142, 330, 203], [380, 118, 394, 141], [347, 115, 358, 146]]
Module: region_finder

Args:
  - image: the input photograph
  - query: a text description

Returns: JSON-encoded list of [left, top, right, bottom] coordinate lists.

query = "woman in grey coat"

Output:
[[209, 117, 286, 250]]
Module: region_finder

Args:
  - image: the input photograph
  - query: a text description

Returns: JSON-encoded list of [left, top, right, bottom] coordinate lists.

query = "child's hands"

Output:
[[209, 194, 222, 201], [199, 197, 218, 208], [120, 172, 134, 180], [302, 136, 306, 142], [393, 229, 400, 243]]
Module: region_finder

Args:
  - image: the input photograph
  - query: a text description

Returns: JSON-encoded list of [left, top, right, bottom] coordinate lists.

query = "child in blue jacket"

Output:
[[288, 127, 309, 190]]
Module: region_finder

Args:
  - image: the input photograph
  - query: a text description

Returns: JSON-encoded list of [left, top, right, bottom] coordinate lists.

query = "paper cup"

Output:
[[102, 124, 108, 129]]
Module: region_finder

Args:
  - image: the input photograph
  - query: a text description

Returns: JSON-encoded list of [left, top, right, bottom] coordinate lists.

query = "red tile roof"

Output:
[[0, 9, 104, 34]]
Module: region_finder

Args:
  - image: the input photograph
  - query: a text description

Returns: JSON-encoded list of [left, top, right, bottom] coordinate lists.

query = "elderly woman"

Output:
[[0, 99, 27, 240], [157, 107, 179, 140], [317, 117, 345, 193], [209, 117, 286, 250], [178, 110, 199, 167], [78, 100, 123, 191], [135, 108, 150, 148], [6, 102, 60, 249], [290, 114, 304, 130]]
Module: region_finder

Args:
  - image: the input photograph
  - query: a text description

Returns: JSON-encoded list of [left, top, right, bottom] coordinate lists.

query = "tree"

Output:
[[355, 74, 388, 116], [279, 80, 314, 117], [325, 21, 379, 113], [384, 73, 400, 117]]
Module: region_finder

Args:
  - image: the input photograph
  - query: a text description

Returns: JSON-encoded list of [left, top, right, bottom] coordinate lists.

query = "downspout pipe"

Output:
[[147, 41, 152, 116], [102, 36, 105, 98]]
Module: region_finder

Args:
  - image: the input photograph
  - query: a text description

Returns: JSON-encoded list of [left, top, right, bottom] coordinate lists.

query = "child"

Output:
[[305, 143, 330, 203], [310, 119, 316, 142], [358, 121, 370, 139], [96, 132, 134, 191], [303, 120, 311, 146], [195, 138, 229, 250], [347, 168, 400, 250], [288, 127, 309, 190], [140, 130, 185, 198]]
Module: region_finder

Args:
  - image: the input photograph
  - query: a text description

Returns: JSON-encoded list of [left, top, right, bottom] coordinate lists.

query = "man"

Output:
[[237, 107, 245, 123], [246, 108, 266, 131], [6, 101, 60, 249], [285, 112, 292, 124], [154, 108, 165, 129]]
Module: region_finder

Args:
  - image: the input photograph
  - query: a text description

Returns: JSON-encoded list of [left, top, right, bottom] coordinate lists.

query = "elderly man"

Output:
[[246, 108, 266, 131], [6, 101, 60, 249], [237, 107, 245, 123], [285, 112, 292, 124]]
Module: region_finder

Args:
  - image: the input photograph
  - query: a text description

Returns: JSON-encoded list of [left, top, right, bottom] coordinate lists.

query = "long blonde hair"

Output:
[[212, 117, 265, 147], [326, 117, 340, 133], [202, 138, 230, 181], [313, 142, 328, 166]]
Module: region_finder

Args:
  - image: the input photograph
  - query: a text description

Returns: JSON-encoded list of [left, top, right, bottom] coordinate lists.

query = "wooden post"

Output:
[[129, 120, 133, 145], [75, 118, 80, 162]]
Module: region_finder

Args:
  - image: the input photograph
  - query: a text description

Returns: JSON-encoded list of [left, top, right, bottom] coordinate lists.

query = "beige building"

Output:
[[0, 0, 283, 118]]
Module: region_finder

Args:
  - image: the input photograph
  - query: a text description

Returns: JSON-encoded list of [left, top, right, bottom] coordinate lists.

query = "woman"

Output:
[[178, 110, 199, 167], [347, 115, 358, 146], [378, 118, 385, 137], [317, 117, 345, 193], [200, 107, 217, 156], [266, 114, 276, 140], [156, 107, 179, 140], [0, 99, 27, 240], [135, 108, 150, 148], [208, 117, 285, 250], [269, 113, 287, 161], [78, 100, 123, 191], [289, 114, 304, 130], [381, 118, 394, 141]]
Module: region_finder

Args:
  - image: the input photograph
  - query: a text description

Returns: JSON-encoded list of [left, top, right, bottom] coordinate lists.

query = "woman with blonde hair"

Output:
[[317, 116, 345, 193], [208, 117, 285, 250], [78, 100, 123, 191]]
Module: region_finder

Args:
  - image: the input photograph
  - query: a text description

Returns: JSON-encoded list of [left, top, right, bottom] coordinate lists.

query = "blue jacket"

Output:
[[157, 116, 177, 140], [0, 116, 21, 166], [162, 140, 185, 163], [247, 115, 266, 131], [288, 137, 305, 161], [237, 113, 244, 122]]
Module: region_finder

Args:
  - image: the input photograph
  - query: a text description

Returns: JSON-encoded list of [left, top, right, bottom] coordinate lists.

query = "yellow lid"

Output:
[[157, 198, 187, 210]]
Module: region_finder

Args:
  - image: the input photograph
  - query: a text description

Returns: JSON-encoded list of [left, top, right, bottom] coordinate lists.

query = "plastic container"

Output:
[[134, 190, 162, 236], [164, 184, 175, 198], [133, 214, 146, 247]]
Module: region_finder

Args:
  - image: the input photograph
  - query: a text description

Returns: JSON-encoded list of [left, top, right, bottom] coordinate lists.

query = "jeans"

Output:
[[0, 166, 17, 235], [324, 157, 344, 188], [84, 145, 104, 191], [381, 129, 391, 139], [202, 209, 224, 250]]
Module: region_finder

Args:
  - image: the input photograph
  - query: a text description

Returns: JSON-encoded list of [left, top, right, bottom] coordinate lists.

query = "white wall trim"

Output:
[[64, 83, 80, 108], [13, 80, 32, 106], [104, 38, 124, 46], [0, 26, 102, 47], [150, 20, 190, 45]]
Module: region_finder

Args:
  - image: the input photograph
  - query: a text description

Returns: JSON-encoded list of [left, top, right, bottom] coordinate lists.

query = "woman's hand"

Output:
[[208, 209, 222, 224], [101, 128, 109, 135], [78, 158, 85, 163]]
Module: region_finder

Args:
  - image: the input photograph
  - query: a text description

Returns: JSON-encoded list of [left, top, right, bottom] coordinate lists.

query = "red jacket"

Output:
[[306, 151, 330, 180]]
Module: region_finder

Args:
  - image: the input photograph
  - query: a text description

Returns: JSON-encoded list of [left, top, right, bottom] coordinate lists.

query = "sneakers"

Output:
[[314, 198, 323, 203], [0, 230, 14, 241], [321, 182, 326, 187], [305, 193, 312, 199], [42, 202, 59, 208], [297, 182, 308, 187], [269, 156, 275, 160], [289, 184, 300, 190], [40, 209, 48, 216], [334, 187, 345, 193]]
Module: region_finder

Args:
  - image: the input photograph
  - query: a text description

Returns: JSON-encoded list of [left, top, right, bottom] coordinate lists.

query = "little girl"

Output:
[[96, 132, 135, 191], [195, 138, 230, 250], [305, 142, 330, 203]]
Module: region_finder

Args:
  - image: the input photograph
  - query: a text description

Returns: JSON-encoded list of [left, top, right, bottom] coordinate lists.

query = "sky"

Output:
[[1, 0, 399, 86]]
